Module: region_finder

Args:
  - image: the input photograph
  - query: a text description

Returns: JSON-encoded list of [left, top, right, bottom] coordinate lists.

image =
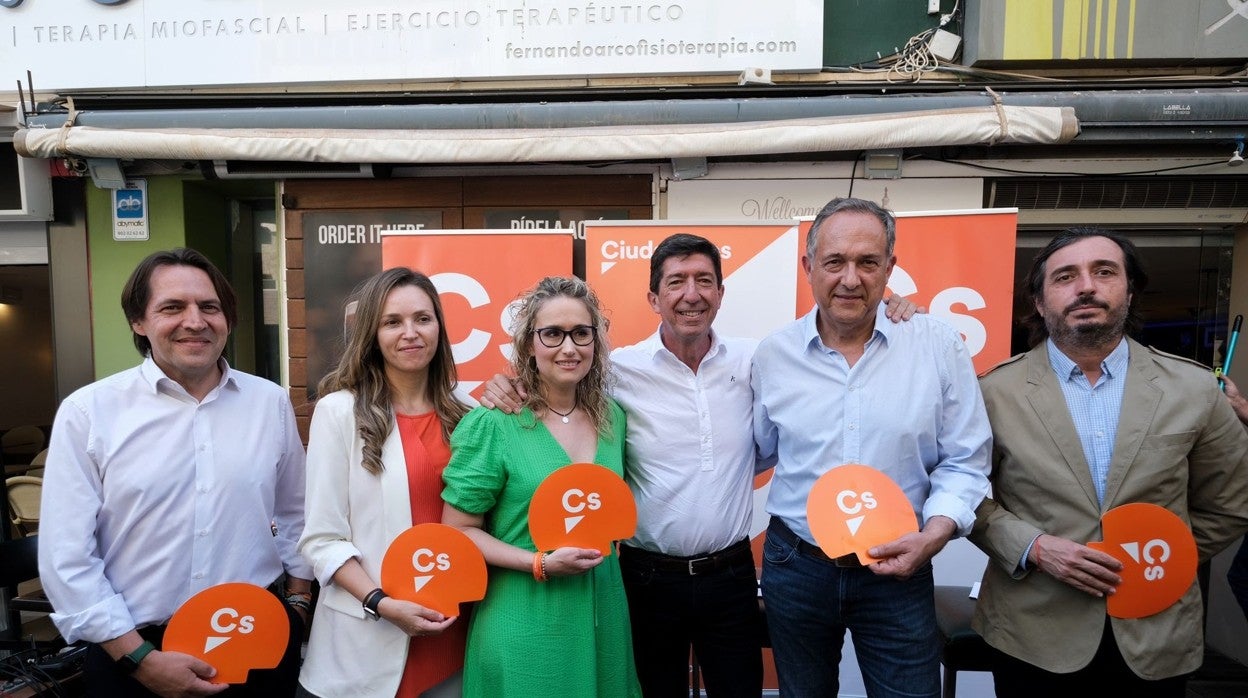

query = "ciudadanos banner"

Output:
[[378, 210, 1016, 398], [585, 209, 1017, 374]]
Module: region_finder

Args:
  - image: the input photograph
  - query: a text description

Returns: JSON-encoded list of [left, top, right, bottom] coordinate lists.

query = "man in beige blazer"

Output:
[[969, 227, 1248, 697]]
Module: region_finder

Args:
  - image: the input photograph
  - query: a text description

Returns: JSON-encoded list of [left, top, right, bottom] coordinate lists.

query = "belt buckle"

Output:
[[687, 556, 712, 576], [833, 553, 861, 568]]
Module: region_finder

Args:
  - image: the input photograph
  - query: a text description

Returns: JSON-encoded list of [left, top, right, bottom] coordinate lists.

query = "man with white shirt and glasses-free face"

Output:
[[751, 197, 992, 697], [483, 231, 919, 697], [39, 248, 313, 697], [610, 234, 765, 698]]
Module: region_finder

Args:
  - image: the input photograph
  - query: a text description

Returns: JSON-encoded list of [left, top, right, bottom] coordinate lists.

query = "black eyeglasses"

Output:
[[534, 325, 596, 348]]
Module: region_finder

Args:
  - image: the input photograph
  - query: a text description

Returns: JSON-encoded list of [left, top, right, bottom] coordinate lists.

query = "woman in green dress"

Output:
[[441, 276, 641, 697]]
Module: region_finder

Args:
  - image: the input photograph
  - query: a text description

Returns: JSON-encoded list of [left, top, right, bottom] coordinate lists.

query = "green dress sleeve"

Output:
[[442, 406, 507, 515]]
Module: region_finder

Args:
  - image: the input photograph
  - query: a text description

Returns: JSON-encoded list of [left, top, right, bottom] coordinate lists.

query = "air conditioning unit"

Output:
[[989, 177, 1248, 227], [210, 160, 379, 180], [0, 137, 53, 221]]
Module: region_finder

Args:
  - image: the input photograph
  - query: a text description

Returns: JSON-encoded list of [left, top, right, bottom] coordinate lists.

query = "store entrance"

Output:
[[0, 264, 54, 476]]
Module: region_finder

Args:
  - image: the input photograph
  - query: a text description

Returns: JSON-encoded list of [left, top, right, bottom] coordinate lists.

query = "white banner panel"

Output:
[[665, 177, 985, 220], [0, 0, 822, 89]]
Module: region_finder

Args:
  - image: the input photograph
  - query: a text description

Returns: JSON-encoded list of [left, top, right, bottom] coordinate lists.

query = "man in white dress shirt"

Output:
[[608, 234, 766, 697], [39, 248, 313, 697]]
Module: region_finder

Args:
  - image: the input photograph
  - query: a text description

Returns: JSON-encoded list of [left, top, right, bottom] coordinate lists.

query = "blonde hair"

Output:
[[319, 268, 469, 475], [509, 276, 612, 436]]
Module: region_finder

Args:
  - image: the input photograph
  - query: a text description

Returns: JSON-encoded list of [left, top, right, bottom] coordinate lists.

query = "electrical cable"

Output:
[[0, 646, 68, 698], [841, 0, 963, 83], [847, 150, 864, 198], [19, 658, 65, 698], [914, 155, 1231, 177], [0, 655, 33, 691]]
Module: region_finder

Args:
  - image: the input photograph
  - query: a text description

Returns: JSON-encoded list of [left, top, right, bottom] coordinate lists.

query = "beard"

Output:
[[1044, 296, 1129, 350]]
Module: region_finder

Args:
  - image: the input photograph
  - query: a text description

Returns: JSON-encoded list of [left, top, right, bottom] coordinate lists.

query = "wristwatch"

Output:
[[117, 640, 156, 673], [362, 588, 388, 621]]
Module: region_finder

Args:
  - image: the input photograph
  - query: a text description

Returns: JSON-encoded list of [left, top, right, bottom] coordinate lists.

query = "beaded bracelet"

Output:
[[286, 597, 312, 613], [532, 551, 549, 582], [283, 589, 313, 613]]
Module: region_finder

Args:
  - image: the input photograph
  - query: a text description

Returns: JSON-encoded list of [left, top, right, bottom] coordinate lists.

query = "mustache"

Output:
[[1063, 297, 1109, 314]]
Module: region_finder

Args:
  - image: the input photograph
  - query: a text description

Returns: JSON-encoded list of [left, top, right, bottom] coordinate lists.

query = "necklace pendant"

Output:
[[561, 415, 570, 424]]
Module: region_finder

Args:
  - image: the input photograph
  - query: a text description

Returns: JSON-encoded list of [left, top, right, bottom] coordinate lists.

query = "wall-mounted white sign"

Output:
[[0, 0, 822, 90], [112, 178, 148, 241]]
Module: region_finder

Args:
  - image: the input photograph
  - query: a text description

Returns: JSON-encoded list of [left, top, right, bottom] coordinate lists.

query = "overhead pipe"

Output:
[[18, 88, 1248, 138]]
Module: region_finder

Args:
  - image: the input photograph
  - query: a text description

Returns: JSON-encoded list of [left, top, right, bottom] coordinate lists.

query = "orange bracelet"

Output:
[[532, 552, 548, 582]]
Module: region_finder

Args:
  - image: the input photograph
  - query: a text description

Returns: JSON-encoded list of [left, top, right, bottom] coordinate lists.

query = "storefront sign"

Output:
[[111, 178, 148, 241], [666, 177, 985, 220], [0, 0, 821, 89]]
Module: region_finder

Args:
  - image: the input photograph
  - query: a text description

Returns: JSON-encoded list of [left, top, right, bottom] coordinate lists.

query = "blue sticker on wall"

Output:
[[115, 189, 144, 218]]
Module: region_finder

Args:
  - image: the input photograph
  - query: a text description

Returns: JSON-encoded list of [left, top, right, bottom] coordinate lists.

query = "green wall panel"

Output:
[[87, 177, 189, 380], [87, 177, 249, 381], [824, 0, 948, 67]]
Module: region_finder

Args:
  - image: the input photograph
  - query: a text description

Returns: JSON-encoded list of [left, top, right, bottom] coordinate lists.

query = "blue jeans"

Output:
[[761, 518, 941, 698]]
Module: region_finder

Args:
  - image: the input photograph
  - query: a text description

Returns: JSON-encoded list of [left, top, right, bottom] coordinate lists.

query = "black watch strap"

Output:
[[117, 640, 156, 673], [362, 588, 387, 621]]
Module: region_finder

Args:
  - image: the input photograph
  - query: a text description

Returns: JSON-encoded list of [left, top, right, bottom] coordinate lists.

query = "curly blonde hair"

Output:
[[509, 276, 612, 436]]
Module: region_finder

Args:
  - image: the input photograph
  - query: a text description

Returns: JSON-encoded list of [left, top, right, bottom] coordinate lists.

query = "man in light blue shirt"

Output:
[[751, 196, 992, 697]]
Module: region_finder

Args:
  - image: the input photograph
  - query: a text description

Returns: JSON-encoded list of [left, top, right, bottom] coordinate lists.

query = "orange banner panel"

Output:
[[382, 231, 572, 399], [584, 221, 798, 349], [796, 210, 1017, 374]]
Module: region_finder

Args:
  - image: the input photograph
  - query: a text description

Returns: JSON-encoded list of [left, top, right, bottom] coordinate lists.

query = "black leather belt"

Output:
[[768, 517, 863, 568], [620, 538, 753, 576]]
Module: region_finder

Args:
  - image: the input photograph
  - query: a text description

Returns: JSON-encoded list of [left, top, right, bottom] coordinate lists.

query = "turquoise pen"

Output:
[[1219, 314, 1242, 392]]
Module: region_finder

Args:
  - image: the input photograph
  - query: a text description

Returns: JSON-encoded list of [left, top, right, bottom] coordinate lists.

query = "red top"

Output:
[[394, 411, 468, 698]]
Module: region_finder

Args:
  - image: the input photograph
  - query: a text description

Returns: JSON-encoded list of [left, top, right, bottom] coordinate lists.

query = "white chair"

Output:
[[6, 476, 42, 536]]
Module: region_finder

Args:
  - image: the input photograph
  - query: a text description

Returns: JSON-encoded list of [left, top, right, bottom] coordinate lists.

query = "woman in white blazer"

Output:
[[298, 268, 472, 698]]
